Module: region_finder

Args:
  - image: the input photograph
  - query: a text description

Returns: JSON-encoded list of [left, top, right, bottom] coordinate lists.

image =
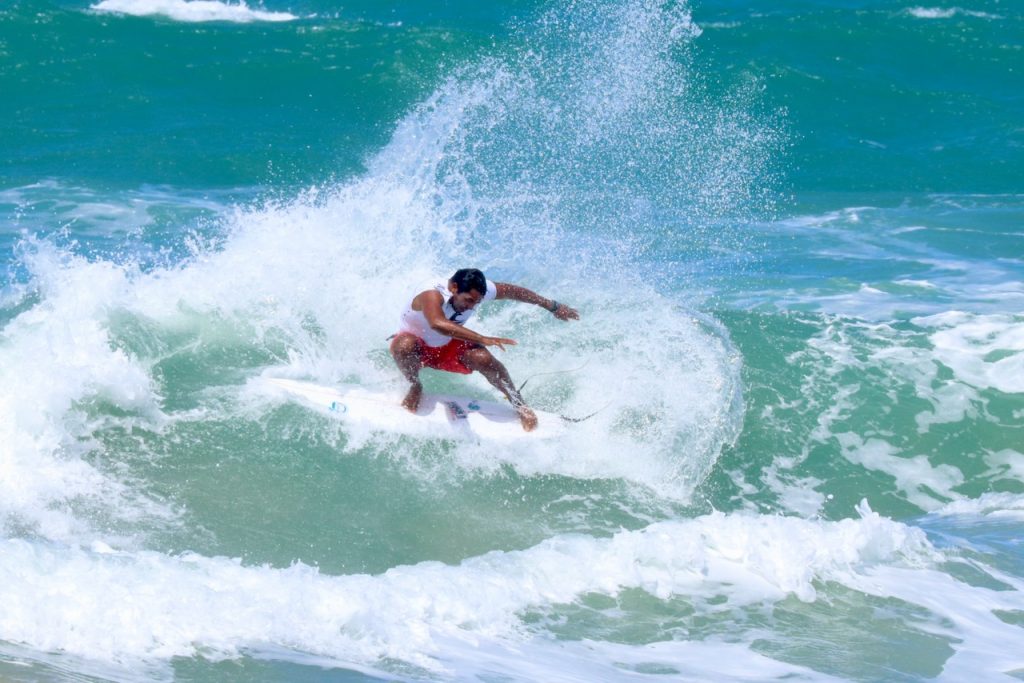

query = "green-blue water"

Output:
[[1, 1, 1022, 681]]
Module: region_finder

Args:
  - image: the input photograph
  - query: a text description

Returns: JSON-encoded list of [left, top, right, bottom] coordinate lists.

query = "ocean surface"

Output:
[[1, 0, 1023, 681]]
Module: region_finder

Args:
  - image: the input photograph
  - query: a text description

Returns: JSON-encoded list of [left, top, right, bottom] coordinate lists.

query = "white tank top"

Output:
[[398, 278, 498, 347]]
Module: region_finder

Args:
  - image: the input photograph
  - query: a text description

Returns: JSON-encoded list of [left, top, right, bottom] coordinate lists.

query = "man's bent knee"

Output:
[[390, 334, 420, 358]]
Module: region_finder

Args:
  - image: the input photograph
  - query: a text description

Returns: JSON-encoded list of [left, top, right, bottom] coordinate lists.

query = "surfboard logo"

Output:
[[445, 401, 468, 420]]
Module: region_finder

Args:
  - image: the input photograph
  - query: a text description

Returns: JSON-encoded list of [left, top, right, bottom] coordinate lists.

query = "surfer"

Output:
[[390, 268, 579, 431]]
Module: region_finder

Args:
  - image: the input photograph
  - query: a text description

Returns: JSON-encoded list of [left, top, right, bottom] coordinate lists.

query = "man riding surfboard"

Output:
[[390, 268, 579, 431]]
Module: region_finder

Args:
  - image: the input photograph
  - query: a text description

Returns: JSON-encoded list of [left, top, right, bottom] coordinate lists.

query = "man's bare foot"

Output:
[[402, 382, 423, 413], [517, 405, 538, 432]]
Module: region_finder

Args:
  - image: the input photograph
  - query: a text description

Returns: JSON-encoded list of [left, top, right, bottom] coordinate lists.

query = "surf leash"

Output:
[[513, 359, 613, 423], [558, 401, 613, 424], [515, 359, 591, 394]]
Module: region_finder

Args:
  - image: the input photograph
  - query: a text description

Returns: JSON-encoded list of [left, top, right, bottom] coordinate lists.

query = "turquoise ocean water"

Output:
[[1, 0, 1023, 680]]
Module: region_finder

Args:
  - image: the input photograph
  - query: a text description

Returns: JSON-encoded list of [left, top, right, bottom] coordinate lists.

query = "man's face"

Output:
[[448, 282, 484, 314]]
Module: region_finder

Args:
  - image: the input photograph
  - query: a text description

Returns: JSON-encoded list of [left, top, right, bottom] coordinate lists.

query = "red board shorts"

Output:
[[394, 333, 476, 375]]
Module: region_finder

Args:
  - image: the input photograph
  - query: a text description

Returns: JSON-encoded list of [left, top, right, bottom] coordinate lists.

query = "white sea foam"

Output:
[[982, 449, 1024, 490], [763, 315, 1015, 513], [0, 242, 176, 541], [914, 312, 1024, 394], [446, 638, 847, 683], [91, 0, 299, 23], [849, 564, 1024, 681], [836, 433, 964, 511], [931, 490, 1024, 519], [1, 504, 1020, 680], [894, 278, 938, 288], [0, 506, 967, 677], [907, 7, 1001, 20], [761, 466, 827, 516], [909, 7, 959, 19], [868, 330, 991, 437]]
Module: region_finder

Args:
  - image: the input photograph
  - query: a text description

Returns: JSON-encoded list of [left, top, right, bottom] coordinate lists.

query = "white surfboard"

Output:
[[263, 378, 568, 441]]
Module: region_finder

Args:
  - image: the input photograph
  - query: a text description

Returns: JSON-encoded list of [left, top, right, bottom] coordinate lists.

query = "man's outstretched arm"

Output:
[[494, 283, 580, 321]]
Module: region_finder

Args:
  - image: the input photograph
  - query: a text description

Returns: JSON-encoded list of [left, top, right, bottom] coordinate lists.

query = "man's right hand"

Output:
[[480, 336, 517, 351]]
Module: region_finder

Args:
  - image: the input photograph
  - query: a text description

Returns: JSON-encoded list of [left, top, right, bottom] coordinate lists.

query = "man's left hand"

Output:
[[553, 303, 579, 321]]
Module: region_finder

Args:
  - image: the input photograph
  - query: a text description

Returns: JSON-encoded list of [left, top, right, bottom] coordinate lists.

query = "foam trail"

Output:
[[91, 0, 299, 23], [94, 0, 758, 498], [155, 178, 744, 498]]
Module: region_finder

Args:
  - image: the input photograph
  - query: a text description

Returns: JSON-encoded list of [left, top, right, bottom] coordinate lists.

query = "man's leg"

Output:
[[390, 334, 424, 412], [460, 346, 538, 431]]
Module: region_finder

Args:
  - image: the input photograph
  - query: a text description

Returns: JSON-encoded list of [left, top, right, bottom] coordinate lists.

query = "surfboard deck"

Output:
[[263, 378, 567, 441]]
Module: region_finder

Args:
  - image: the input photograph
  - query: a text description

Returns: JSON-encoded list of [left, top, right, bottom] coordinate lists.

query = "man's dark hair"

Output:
[[450, 268, 488, 295]]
